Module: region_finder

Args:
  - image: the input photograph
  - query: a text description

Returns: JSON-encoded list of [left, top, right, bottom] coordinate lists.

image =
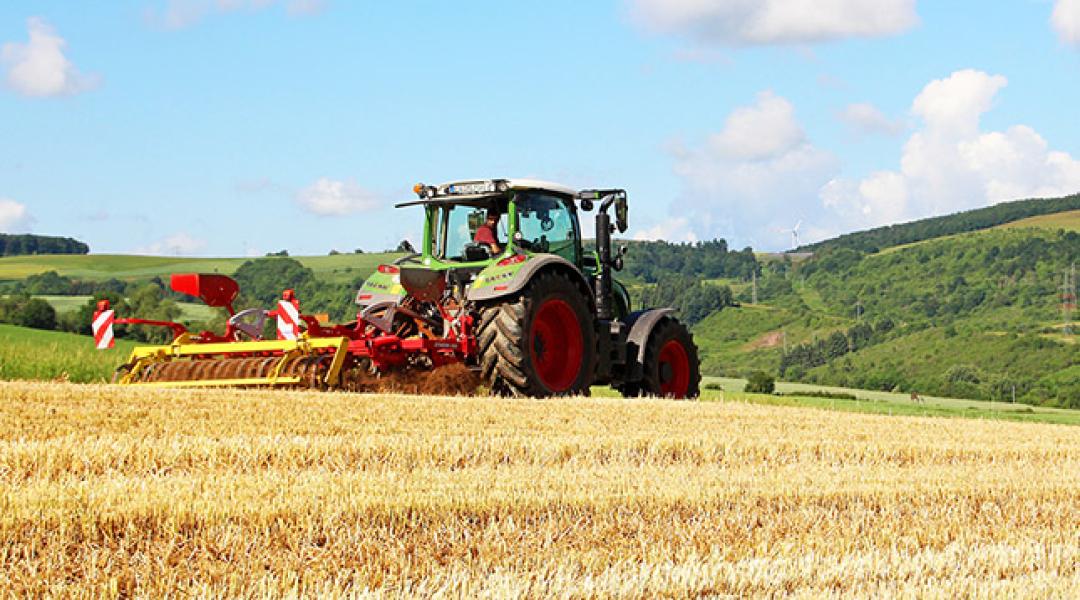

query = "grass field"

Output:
[[0, 324, 138, 383], [705, 376, 1080, 426], [0, 252, 401, 283], [995, 208, 1080, 232], [0, 381, 1076, 596]]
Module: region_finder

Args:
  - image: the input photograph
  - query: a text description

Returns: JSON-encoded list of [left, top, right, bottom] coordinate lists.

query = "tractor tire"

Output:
[[477, 270, 596, 397], [620, 318, 700, 399]]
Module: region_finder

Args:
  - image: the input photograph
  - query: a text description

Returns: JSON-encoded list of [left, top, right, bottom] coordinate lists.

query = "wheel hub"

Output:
[[528, 298, 583, 392]]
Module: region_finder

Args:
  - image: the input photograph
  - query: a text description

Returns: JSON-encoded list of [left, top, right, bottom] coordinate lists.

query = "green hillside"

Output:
[[0, 252, 401, 284], [705, 225, 1079, 406]]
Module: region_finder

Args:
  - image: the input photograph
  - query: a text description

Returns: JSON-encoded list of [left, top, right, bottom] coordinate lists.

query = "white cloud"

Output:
[[665, 91, 839, 248], [296, 178, 381, 216], [631, 0, 919, 46], [0, 199, 33, 232], [1052, 0, 1080, 46], [633, 217, 699, 242], [1, 18, 99, 97], [149, 0, 325, 29], [911, 69, 1006, 136], [823, 69, 1080, 232], [709, 91, 805, 160], [133, 232, 208, 256], [838, 103, 905, 137]]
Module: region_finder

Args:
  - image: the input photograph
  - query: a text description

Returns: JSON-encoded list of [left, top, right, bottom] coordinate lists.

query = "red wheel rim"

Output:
[[658, 339, 691, 398], [529, 299, 583, 392]]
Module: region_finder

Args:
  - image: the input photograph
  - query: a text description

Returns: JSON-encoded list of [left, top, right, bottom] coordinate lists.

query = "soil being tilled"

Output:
[[342, 363, 483, 396]]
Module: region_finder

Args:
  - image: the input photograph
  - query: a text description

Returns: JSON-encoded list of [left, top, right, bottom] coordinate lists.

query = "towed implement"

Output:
[[95, 179, 701, 398]]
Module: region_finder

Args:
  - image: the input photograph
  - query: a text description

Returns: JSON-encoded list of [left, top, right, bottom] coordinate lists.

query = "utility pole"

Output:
[[752, 270, 758, 305], [854, 299, 863, 322], [1063, 262, 1076, 335]]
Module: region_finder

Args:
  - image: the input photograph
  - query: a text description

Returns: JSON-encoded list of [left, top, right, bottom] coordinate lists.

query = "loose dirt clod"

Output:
[[376, 363, 482, 396]]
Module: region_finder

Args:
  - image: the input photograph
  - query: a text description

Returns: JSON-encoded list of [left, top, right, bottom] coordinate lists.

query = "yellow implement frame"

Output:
[[117, 335, 350, 388]]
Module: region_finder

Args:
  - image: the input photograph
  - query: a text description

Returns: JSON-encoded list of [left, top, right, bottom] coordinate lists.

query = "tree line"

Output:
[[0, 234, 89, 256], [798, 193, 1080, 254], [638, 274, 735, 325], [779, 318, 895, 380], [620, 239, 758, 283]]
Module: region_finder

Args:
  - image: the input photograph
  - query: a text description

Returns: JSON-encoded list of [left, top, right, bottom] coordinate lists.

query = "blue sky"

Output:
[[1, 0, 1079, 255]]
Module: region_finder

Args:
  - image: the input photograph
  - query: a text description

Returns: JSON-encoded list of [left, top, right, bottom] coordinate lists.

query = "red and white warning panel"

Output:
[[92, 308, 115, 350], [276, 298, 300, 341]]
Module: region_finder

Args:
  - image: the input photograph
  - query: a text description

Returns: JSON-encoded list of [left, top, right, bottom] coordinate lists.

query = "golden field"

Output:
[[0, 380, 1077, 598]]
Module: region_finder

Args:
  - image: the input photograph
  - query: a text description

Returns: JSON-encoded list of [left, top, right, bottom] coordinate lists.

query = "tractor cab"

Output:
[[403, 179, 584, 268]]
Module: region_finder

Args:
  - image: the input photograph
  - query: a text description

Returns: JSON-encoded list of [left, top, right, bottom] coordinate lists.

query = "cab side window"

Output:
[[516, 193, 578, 264]]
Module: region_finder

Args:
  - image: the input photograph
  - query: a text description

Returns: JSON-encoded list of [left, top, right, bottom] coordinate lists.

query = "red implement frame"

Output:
[[95, 273, 477, 373]]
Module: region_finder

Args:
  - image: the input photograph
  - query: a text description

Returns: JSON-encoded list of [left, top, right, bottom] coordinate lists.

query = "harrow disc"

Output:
[[128, 356, 333, 388]]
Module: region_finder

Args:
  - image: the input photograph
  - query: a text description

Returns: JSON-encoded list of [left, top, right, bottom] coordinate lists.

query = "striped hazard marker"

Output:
[[276, 299, 301, 341], [92, 309, 115, 350]]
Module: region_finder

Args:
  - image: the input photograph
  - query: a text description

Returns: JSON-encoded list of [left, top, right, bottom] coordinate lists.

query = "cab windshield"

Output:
[[432, 203, 506, 262]]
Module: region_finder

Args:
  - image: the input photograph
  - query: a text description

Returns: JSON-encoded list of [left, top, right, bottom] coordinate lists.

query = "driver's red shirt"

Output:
[[474, 224, 500, 246]]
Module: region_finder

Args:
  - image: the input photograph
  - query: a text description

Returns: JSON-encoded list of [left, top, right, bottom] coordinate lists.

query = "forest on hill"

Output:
[[797, 193, 1080, 254], [0, 234, 89, 256]]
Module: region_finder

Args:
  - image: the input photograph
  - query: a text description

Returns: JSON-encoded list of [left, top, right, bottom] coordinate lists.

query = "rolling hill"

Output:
[[703, 198, 1080, 406]]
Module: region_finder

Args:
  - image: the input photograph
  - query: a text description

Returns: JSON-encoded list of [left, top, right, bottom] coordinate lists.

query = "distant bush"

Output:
[[745, 371, 775, 394], [0, 296, 57, 331], [784, 390, 857, 401]]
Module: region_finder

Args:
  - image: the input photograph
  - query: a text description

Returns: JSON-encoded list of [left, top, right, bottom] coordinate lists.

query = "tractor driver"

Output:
[[473, 209, 503, 255]]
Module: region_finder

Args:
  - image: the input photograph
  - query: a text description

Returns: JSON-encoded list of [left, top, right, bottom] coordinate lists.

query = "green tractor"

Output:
[[357, 178, 700, 398]]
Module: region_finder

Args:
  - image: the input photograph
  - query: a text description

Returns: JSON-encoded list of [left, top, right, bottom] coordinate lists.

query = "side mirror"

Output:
[[615, 196, 628, 233]]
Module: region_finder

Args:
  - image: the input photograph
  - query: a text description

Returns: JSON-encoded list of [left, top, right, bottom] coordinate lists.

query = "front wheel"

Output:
[[621, 318, 700, 399]]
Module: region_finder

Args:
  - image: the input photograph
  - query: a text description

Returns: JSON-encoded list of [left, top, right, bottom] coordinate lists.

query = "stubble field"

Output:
[[0, 380, 1077, 597]]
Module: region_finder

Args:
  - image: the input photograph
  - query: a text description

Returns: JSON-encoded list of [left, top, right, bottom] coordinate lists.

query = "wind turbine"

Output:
[[779, 220, 802, 249]]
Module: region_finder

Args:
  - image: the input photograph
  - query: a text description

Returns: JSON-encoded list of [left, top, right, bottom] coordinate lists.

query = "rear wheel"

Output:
[[621, 318, 700, 399], [477, 270, 596, 397]]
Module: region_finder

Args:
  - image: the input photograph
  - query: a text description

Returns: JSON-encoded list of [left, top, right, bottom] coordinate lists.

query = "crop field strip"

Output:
[[0, 252, 401, 283], [0, 381, 1077, 597]]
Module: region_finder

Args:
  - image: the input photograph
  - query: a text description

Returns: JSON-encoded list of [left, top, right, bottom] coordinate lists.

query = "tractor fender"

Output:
[[355, 267, 406, 307], [622, 308, 676, 380], [467, 254, 593, 304]]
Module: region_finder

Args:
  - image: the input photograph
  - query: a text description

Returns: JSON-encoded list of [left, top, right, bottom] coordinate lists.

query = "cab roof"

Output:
[[396, 178, 578, 208], [457, 178, 577, 197]]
